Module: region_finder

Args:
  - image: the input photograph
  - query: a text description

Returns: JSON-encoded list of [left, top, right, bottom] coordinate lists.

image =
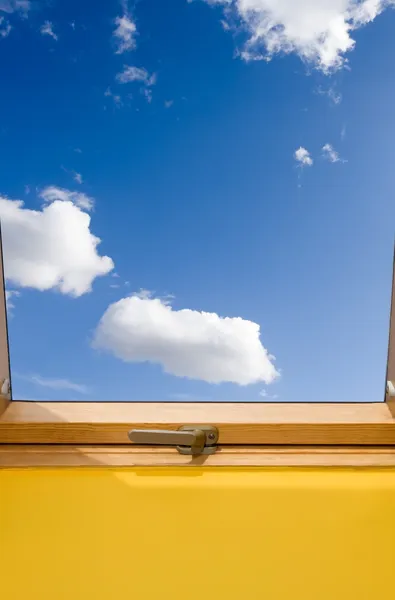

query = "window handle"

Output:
[[128, 425, 218, 456], [387, 381, 395, 397]]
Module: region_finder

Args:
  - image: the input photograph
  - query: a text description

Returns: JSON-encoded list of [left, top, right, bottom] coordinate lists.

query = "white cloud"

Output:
[[61, 167, 84, 186], [0, 0, 30, 14], [21, 374, 90, 394], [203, 0, 395, 72], [142, 87, 153, 103], [41, 185, 93, 211], [221, 18, 231, 30], [104, 87, 123, 108], [40, 20, 58, 41], [164, 100, 174, 108], [0, 189, 114, 297], [116, 65, 156, 85], [0, 16, 11, 36], [92, 293, 279, 385], [322, 142, 342, 162], [113, 14, 137, 54], [115, 66, 156, 102], [259, 387, 279, 400], [72, 171, 83, 184], [316, 85, 342, 105], [294, 146, 313, 166], [5, 289, 20, 312]]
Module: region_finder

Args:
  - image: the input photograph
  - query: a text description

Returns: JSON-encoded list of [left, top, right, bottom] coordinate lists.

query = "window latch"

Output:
[[128, 425, 218, 456], [387, 381, 395, 397]]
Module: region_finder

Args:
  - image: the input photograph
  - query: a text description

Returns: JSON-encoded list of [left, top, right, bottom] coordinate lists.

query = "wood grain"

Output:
[[1, 401, 395, 445], [2, 444, 395, 467], [386, 245, 395, 415], [0, 394, 9, 418]]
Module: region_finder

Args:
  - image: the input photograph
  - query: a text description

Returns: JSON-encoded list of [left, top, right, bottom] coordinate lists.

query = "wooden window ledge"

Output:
[[2, 402, 395, 465], [2, 445, 395, 467], [1, 401, 395, 445]]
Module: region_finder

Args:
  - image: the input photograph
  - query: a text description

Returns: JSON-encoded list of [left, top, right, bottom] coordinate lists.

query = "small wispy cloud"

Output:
[[61, 166, 84, 186], [259, 388, 279, 400], [340, 124, 346, 141], [40, 185, 94, 211], [21, 373, 91, 395], [164, 100, 174, 108], [74, 147, 82, 154], [322, 143, 345, 163], [5, 289, 20, 313], [113, 14, 137, 54], [316, 85, 342, 105], [0, 16, 11, 37], [116, 65, 156, 103], [104, 87, 123, 108], [142, 87, 153, 103], [294, 146, 313, 167], [116, 65, 156, 85], [220, 19, 231, 31], [40, 20, 58, 41], [0, 0, 30, 15], [73, 171, 83, 184]]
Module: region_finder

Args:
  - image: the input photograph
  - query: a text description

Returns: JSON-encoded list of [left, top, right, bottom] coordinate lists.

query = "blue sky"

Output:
[[1, 0, 395, 402]]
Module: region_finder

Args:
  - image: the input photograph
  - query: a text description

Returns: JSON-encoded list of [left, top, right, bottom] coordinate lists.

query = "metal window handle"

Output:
[[387, 381, 395, 397], [128, 425, 218, 456]]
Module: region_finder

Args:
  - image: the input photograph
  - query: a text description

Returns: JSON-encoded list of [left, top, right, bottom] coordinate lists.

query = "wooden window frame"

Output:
[[1, 238, 395, 466]]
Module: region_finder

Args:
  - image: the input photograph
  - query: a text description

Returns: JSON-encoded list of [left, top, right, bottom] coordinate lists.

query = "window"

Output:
[[1, 242, 395, 461], [1, 1, 395, 465]]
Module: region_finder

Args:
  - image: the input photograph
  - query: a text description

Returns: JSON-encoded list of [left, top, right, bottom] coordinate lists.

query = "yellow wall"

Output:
[[2, 467, 395, 600]]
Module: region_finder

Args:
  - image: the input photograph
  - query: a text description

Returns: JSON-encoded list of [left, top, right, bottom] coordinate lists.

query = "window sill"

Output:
[[2, 444, 395, 467], [0, 401, 394, 445]]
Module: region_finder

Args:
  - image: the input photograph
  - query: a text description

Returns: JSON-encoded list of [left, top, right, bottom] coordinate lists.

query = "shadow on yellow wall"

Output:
[[2, 468, 395, 600]]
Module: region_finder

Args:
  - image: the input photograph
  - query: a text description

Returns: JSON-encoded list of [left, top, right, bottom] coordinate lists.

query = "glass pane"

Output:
[[1, 0, 394, 402]]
